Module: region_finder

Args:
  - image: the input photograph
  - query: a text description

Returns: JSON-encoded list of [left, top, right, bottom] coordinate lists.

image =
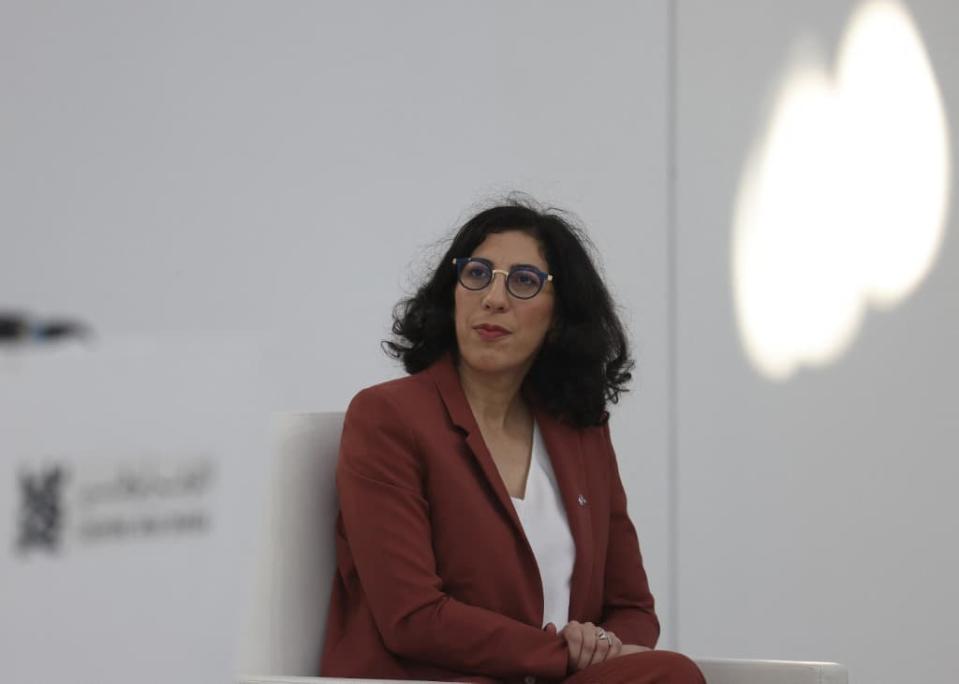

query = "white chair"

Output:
[[238, 413, 847, 684]]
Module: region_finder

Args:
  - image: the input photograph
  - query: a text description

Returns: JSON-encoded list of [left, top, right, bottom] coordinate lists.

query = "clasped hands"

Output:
[[544, 621, 651, 672]]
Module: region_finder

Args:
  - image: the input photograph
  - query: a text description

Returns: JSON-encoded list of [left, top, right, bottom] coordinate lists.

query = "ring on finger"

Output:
[[596, 628, 609, 642]]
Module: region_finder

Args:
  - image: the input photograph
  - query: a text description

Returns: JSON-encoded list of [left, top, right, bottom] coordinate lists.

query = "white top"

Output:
[[510, 421, 576, 629]]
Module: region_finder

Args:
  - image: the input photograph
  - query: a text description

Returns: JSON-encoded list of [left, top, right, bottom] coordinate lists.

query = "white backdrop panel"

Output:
[[0, 338, 272, 684]]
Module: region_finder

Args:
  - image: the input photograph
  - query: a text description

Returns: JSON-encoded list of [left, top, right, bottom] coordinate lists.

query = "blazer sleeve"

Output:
[[598, 422, 661, 648], [335, 387, 570, 680]]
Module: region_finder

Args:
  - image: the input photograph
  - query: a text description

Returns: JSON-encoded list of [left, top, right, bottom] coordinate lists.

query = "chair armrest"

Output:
[[692, 658, 848, 684], [240, 659, 848, 684]]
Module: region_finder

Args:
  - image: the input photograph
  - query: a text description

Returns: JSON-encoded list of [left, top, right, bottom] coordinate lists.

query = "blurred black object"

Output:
[[0, 312, 90, 345]]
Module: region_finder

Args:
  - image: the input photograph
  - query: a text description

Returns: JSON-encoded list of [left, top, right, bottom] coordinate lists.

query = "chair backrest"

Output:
[[239, 412, 345, 677]]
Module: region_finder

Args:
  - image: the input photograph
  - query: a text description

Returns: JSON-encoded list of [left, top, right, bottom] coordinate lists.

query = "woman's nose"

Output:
[[482, 272, 509, 310]]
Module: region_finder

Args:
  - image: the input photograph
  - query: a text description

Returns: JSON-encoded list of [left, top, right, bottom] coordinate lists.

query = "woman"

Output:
[[321, 201, 704, 683]]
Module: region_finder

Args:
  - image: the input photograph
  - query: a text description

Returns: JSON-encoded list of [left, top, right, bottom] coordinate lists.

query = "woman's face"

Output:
[[454, 230, 555, 378]]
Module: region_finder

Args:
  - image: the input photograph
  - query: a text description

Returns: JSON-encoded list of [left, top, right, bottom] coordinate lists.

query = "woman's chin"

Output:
[[459, 347, 527, 377]]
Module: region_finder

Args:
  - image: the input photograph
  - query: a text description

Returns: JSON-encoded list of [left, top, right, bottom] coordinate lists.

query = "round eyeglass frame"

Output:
[[451, 257, 554, 300]]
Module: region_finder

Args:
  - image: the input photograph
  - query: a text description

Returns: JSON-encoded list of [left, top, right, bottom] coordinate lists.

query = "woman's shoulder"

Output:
[[345, 367, 439, 419]]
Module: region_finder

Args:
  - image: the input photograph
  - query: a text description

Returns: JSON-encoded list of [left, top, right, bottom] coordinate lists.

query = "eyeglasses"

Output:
[[451, 257, 554, 300]]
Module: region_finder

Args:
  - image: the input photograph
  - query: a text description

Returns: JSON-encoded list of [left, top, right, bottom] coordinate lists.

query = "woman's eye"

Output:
[[467, 267, 487, 278]]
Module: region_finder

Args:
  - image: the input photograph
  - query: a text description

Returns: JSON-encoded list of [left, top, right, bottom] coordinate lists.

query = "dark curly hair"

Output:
[[383, 198, 633, 427]]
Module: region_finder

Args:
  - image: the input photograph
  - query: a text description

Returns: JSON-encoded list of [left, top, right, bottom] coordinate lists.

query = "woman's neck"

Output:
[[458, 360, 530, 432]]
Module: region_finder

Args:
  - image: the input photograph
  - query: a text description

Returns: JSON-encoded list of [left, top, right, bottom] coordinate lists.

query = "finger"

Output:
[[578, 622, 597, 671], [561, 622, 584, 668], [590, 628, 611, 665], [544, 622, 557, 635], [606, 631, 623, 660]]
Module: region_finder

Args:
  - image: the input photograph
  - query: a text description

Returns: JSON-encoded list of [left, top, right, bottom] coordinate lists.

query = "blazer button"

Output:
[[524, 677, 536, 684], [577, 494, 587, 506]]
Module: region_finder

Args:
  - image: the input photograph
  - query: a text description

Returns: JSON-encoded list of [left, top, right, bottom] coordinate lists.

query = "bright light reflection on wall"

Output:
[[732, 0, 951, 381]]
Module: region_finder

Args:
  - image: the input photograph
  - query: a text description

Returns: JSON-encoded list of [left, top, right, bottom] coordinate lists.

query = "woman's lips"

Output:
[[474, 325, 510, 341]]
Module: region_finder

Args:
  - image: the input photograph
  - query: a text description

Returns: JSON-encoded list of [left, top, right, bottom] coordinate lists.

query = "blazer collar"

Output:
[[426, 350, 478, 435], [426, 352, 522, 530], [425, 351, 595, 622]]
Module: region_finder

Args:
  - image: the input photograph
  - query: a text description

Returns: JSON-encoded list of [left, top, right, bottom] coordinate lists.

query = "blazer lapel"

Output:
[[427, 353, 594, 623], [426, 353, 527, 539], [531, 405, 594, 623]]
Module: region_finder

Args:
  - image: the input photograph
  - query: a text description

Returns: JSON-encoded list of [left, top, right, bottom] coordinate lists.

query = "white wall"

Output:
[[0, 0, 676, 647], [674, 1, 959, 682]]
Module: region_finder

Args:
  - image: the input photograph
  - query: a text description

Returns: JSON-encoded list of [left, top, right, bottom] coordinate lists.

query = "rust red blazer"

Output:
[[321, 353, 659, 683]]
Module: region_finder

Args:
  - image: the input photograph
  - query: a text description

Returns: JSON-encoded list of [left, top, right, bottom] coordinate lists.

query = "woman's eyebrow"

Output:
[[471, 257, 544, 270]]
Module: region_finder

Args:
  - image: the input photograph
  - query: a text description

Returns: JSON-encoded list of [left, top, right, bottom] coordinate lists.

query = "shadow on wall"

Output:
[[731, 0, 952, 381]]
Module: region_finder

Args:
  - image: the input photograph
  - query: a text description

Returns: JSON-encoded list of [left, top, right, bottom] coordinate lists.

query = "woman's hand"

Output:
[[545, 621, 623, 671]]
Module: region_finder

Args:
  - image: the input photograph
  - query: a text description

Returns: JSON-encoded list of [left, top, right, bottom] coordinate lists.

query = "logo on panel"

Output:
[[13, 457, 216, 557]]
